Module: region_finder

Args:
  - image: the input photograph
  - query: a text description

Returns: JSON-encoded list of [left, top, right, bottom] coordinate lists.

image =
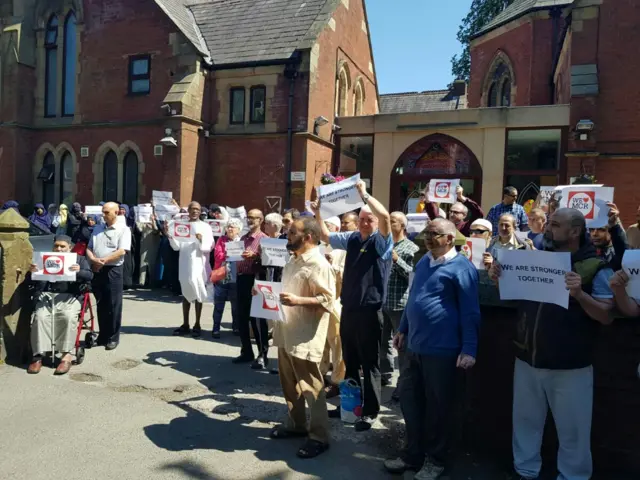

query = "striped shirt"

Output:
[[385, 237, 419, 311], [237, 230, 267, 275]]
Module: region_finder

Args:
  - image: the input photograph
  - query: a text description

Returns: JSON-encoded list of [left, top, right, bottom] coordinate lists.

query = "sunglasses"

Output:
[[424, 231, 447, 239], [469, 229, 488, 235]]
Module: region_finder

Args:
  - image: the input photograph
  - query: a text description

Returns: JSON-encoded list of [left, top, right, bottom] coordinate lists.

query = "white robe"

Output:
[[169, 220, 214, 303]]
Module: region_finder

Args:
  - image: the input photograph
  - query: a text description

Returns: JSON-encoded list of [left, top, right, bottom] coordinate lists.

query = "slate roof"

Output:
[[154, 0, 211, 59], [379, 91, 465, 114], [475, 0, 573, 37]]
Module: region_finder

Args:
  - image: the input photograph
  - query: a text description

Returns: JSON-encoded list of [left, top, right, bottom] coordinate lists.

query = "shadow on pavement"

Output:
[[156, 459, 295, 480], [123, 288, 183, 304]]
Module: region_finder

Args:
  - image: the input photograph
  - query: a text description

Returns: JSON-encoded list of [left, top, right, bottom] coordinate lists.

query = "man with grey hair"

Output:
[[447, 185, 484, 237], [385, 217, 480, 479], [381, 211, 418, 399]]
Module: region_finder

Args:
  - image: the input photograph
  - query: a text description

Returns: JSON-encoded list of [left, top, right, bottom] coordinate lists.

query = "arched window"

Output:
[[59, 152, 74, 205], [335, 67, 350, 117], [354, 82, 364, 116], [123, 151, 139, 206], [486, 61, 513, 107], [103, 150, 118, 202], [41, 152, 56, 206], [44, 15, 59, 117], [62, 11, 77, 116]]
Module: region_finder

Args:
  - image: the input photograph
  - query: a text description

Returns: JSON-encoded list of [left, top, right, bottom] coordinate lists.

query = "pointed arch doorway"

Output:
[[390, 134, 483, 213]]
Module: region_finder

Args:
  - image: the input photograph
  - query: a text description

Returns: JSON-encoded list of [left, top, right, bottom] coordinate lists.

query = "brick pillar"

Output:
[[0, 208, 34, 363]]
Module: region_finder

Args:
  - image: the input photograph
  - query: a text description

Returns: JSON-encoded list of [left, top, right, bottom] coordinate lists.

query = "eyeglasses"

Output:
[[469, 229, 488, 235], [247, 216, 261, 220], [449, 210, 465, 215], [423, 231, 447, 239]]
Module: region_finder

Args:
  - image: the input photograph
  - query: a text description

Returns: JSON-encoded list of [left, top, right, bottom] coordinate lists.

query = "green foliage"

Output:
[[451, 0, 516, 82]]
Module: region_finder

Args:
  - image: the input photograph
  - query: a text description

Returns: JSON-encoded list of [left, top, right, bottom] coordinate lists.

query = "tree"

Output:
[[451, 0, 516, 82]]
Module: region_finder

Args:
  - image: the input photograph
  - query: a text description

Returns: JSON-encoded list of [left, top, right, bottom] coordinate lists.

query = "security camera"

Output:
[[160, 136, 178, 147], [332, 124, 342, 132]]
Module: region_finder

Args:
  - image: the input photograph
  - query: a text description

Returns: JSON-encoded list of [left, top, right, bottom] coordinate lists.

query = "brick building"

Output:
[[0, 0, 378, 212], [467, 0, 640, 226]]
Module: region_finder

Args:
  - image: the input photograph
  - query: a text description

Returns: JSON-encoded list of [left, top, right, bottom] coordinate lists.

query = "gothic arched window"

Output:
[[41, 152, 56, 206], [336, 67, 350, 117], [59, 151, 74, 205], [44, 15, 59, 117], [354, 81, 364, 116], [103, 150, 118, 202], [123, 151, 139, 206], [485, 55, 514, 107], [62, 11, 77, 116]]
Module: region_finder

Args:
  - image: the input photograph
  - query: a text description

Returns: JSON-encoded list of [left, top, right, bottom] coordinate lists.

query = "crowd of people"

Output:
[[2, 181, 640, 480]]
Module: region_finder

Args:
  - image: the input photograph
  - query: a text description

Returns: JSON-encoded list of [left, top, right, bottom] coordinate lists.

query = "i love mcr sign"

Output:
[[567, 191, 596, 219], [32, 252, 78, 282], [170, 220, 195, 242], [427, 178, 459, 204], [556, 185, 614, 228]]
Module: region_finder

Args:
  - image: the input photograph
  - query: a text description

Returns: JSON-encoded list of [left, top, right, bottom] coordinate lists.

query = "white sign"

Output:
[[406, 214, 429, 234], [225, 241, 244, 262], [304, 200, 314, 214], [515, 231, 529, 242], [205, 219, 227, 237], [169, 220, 195, 243], [85, 205, 102, 215], [291, 171, 306, 181], [622, 250, 640, 301], [537, 186, 557, 207], [152, 190, 173, 205], [555, 186, 614, 228], [134, 205, 153, 223], [498, 250, 572, 309], [260, 238, 290, 267], [250, 280, 285, 322], [226, 206, 248, 235], [32, 252, 78, 283], [155, 204, 180, 221], [316, 173, 365, 219], [460, 237, 486, 270], [427, 179, 460, 204]]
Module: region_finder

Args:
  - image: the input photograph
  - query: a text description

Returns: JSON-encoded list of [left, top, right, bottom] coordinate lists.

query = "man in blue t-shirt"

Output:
[[312, 180, 393, 432], [384, 218, 480, 479]]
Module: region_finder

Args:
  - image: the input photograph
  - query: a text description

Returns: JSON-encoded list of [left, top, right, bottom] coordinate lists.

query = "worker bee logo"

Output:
[[461, 242, 473, 261], [258, 285, 279, 311], [43, 255, 64, 275], [174, 223, 191, 238], [567, 191, 595, 219], [434, 182, 451, 199]]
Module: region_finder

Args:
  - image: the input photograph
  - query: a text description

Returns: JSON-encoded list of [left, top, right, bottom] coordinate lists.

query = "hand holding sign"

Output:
[[170, 221, 196, 243], [557, 186, 614, 228], [280, 292, 300, 306], [565, 272, 583, 298], [250, 280, 285, 322], [427, 179, 460, 204], [32, 252, 78, 282]]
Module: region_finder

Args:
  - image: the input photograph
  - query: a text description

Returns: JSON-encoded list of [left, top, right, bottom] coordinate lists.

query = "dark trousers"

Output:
[[340, 307, 383, 417], [92, 265, 124, 343], [400, 351, 457, 467], [237, 274, 269, 359], [381, 309, 405, 379]]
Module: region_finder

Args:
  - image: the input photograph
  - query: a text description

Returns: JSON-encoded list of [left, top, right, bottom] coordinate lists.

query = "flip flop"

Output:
[[297, 439, 329, 459], [270, 425, 307, 440]]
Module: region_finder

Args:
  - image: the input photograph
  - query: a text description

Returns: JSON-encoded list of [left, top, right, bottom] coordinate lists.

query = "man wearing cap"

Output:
[[87, 201, 132, 351], [468, 219, 493, 246], [27, 235, 93, 375]]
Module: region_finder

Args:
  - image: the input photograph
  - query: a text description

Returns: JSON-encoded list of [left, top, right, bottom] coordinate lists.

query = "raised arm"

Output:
[[356, 180, 390, 237], [310, 199, 331, 244]]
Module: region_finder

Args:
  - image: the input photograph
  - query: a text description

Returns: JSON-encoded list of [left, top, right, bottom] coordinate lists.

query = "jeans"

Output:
[[213, 282, 238, 332], [380, 308, 405, 380], [512, 358, 593, 480]]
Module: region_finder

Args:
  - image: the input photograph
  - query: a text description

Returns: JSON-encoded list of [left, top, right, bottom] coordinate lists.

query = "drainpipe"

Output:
[[284, 62, 298, 209]]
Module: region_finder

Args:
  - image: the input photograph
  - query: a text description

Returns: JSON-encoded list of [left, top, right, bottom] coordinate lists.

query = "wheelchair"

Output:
[[73, 289, 98, 365]]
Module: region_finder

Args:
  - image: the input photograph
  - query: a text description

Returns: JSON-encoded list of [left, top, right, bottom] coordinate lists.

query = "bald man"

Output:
[[87, 201, 132, 350]]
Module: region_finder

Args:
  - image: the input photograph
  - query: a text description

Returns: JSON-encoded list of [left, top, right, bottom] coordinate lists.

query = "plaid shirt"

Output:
[[385, 237, 419, 311], [236, 230, 267, 275], [486, 202, 528, 235]]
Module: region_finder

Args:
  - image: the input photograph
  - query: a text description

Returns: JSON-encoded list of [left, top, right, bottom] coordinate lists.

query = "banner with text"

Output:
[[85, 205, 102, 215], [316, 173, 365, 218], [622, 250, 640, 301], [427, 179, 460, 204], [251, 280, 286, 322], [155, 204, 180, 221], [498, 250, 572, 309], [205, 219, 227, 237], [460, 237, 486, 270], [32, 252, 78, 283], [556, 185, 614, 228], [406, 213, 429, 234], [152, 190, 173, 205], [169, 220, 196, 243], [225, 241, 244, 262], [260, 238, 290, 267]]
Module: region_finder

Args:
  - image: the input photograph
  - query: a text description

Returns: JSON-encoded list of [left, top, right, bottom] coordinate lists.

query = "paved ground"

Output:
[[0, 290, 632, 480]]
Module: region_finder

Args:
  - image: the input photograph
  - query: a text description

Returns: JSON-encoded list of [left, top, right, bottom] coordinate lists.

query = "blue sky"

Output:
[[366, 0, 473, 94]]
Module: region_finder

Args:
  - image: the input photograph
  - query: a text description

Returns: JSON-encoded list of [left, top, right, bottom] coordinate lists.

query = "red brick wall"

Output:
[[308, 0, 378, 131], [554, 33, 571, 105]]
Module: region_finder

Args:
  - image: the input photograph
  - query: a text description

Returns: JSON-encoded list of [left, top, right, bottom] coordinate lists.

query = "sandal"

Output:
[[192, 326, 202, 338], [270, 425, 307, 440], [173, 325, 190, 336], [297, 439, 329, 459]]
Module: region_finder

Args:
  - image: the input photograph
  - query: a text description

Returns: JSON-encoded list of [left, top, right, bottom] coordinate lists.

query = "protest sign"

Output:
[[116, 215, 126, 227], [250, 281, 285, 322], [555, 185, 614, 228], [260, 238, 290, 267], [622, 250, 640, 301], [460, 237, 486, 270], [32, 252, 78, 283], [85, 205, 102, 215], [225, 241, 244, 262], [155, 204, 180, 221], [226, 206, 248, 234], [427, 179, 460, 204], [498, 250, 571, 308], [515, 231, 530, 242], [406, 214, 429, 234], [316, 173, 365, 218], [152, 190, 173, 205], [134, 205, 153, 223], [205, 219, 227, 236], [169, 220, 195, 243]]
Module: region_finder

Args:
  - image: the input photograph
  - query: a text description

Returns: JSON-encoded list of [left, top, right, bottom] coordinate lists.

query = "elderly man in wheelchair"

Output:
[[27, 235, 93, 375]]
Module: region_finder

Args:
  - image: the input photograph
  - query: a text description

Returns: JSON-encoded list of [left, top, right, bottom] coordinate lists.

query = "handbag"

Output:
[[210, 265, 226, 283]]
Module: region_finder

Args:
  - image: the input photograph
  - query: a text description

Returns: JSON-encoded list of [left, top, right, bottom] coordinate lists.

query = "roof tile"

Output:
[[476, 0, 573, 37], [379, 91, 465, 114]]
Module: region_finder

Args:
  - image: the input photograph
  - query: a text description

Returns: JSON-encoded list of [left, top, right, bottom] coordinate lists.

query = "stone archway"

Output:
[[390, 133, 483, 213], [92, 140, 146, 203], [32, 142, 78, 205]]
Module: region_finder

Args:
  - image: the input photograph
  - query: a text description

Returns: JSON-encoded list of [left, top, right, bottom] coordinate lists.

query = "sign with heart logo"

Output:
[[170, 220, 196, 242], [427, 178, 460, 204], [32, 252, 78, 282], [460, 237, 486, 270], [556, 185, 614, 228], [250, 280, 286, 322]]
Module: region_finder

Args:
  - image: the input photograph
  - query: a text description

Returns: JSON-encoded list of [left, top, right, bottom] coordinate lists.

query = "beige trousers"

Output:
[[320, 312, 346, 385]]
